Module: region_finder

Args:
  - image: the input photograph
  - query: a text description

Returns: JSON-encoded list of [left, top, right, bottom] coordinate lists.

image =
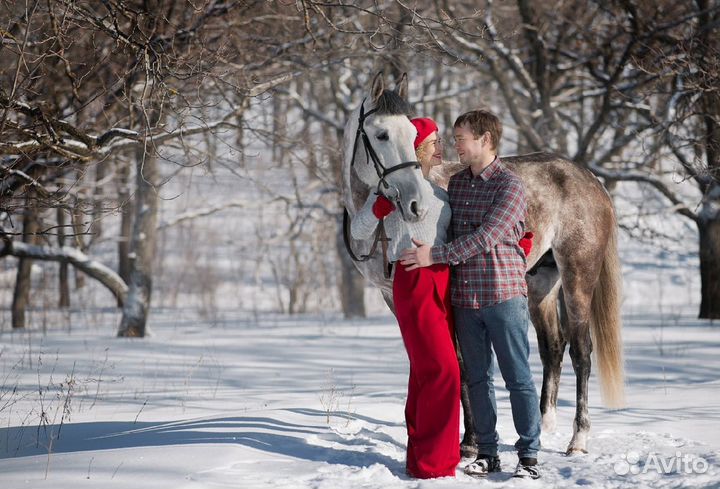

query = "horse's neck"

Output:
[[347, 168, 373, 213], [429, 160, 467, 190]]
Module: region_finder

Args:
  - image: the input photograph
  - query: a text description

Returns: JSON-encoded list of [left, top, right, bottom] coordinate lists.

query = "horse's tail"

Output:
[[590, 221, 625, 409]]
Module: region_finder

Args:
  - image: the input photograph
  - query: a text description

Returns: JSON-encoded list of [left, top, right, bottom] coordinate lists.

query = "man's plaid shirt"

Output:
[[431, 157, 528, 308]]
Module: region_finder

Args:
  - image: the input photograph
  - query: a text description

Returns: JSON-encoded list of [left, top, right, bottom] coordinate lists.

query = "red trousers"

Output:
[[393, 262, 461, 478]]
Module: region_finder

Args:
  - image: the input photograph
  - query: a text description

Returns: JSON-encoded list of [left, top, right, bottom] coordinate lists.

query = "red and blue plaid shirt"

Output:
[[431, 157, 528, 308]]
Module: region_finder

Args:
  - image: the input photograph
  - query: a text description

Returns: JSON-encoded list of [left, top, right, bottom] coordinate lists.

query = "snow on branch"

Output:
[[0, 71, 300, 161], [0, 239, 128, 306], [589, 163, 698, 222]]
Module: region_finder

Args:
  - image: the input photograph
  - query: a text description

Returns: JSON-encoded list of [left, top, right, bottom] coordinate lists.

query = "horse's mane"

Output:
[[373, 90, 412, 116]]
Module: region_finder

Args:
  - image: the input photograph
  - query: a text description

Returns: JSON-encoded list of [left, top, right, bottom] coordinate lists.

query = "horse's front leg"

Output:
[[381, 288, 395, 316]]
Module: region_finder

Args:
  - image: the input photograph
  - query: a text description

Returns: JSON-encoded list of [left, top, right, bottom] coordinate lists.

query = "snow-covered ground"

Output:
[[0, 146, 717, 487], [1, 250, 719, 489]]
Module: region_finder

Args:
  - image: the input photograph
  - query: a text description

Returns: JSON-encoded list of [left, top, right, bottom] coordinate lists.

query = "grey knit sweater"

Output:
[[350, 182, 451, 263]]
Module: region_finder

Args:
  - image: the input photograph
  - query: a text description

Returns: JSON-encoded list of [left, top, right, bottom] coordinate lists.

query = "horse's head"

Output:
[[344, 72, 431, 223]]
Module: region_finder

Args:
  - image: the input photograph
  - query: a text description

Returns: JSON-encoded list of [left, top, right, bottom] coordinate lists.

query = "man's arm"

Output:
[[431, 177, 526, 265]]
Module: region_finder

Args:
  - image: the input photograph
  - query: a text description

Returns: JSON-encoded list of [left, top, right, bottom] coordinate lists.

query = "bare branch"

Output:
[[0, 239, 128, 305], [589, 163, 699, 222]]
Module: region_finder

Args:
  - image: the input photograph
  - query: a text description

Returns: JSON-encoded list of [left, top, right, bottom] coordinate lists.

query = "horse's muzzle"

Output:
[[398, 198, 427, 223]]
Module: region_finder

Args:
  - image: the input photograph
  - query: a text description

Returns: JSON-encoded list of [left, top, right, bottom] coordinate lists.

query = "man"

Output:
[[400, 109, 541, 479]]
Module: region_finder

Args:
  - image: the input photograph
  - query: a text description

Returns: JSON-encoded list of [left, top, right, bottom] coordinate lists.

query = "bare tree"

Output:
[[614, 0, 720, 318], [306, 0, 720, 318], [3, 0, 716, 327], [1, 1, 364, 329]]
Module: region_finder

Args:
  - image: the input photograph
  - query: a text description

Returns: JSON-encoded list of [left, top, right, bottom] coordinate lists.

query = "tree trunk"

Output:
[[336, 215, 366, 318], [72, 204, 86, 289], [12, 197, 39, 329], [117, 147, 159, 337], [57, 207, 70, 308], [91, 159, 106, 241], [118, 159, 133, 296], [695, 0, 720, 319], [698, 189, 720, 319]]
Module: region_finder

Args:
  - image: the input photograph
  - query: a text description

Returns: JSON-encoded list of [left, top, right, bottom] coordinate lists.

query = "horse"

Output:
[[342, 72, 625, 456]]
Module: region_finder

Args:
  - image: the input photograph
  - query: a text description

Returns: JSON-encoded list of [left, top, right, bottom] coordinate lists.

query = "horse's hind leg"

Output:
[[557, 256, 604, 454], [527, 266, 565, 434]]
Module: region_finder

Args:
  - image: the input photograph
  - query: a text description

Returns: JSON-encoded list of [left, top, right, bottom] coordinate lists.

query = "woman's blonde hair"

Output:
[[415, 140, 434, 164]]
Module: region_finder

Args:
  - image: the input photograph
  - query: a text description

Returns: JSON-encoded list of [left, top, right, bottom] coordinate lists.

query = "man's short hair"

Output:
[[454, 109, 502, 151]]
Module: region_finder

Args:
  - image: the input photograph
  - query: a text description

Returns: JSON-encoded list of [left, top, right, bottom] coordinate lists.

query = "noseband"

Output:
[[349, 97, 420, 200]]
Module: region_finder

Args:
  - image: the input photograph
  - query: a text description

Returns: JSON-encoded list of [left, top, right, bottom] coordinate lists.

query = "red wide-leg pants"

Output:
[[393, 262, 461, 479]]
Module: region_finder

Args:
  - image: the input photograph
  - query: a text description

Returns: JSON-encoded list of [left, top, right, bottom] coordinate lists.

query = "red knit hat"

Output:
[[410, 117, 439, 150]]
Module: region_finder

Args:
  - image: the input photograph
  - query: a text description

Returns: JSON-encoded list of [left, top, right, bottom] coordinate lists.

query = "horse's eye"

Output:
[[377, 131, 389, 141]]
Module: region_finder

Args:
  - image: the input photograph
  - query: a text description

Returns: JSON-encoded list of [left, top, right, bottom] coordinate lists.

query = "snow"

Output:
[[1, 260, 719, 489], [1, 121, 718, 487]]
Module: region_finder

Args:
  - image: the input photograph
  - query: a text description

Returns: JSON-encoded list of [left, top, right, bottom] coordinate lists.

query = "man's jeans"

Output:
[[454, 296, 541, 458]]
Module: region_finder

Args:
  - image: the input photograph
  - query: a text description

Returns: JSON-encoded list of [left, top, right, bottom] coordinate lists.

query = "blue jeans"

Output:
[[454, 296, 541, 458]]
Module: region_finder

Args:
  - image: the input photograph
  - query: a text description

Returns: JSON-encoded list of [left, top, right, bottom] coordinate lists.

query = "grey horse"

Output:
[[342, 72, 624, 456]]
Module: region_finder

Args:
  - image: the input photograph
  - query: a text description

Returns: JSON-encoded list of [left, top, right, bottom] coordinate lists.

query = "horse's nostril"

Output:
[[410, 200, 419, 216]]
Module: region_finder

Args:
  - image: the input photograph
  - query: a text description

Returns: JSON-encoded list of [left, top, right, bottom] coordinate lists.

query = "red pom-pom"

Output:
[[519, 231, 534, 257], [372, 195, 396, 219]]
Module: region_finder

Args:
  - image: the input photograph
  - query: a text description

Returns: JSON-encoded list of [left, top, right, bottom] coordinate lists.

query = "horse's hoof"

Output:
[[461, 443, 478, 459], [565, 447, 589, 455]]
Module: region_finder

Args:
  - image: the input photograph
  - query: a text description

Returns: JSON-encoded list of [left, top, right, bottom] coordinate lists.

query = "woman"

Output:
[[350, 118, 460, 479]]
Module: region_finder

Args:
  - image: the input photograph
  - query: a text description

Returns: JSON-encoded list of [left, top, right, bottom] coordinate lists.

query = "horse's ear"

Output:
[[395, 73, 408, 100], [371, 71, 385, 103]]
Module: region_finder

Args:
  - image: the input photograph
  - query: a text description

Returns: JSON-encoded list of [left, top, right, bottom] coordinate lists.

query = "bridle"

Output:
[[349, 97, 420, 203], [343, 97, 420, 278]]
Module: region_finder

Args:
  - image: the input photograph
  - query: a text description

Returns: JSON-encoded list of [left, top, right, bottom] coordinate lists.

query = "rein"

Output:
[[343, 98, 419, 279]]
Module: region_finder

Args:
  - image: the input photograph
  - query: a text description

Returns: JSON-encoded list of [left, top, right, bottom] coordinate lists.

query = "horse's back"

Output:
[[435, 153, 605, 193], [504, 152, 614, 223], [503, 152, 617, 270], [503, 152, 607, 197]]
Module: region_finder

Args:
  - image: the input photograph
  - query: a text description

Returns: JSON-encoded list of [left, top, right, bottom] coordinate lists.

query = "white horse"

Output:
[[342, 72, 429, 296]]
